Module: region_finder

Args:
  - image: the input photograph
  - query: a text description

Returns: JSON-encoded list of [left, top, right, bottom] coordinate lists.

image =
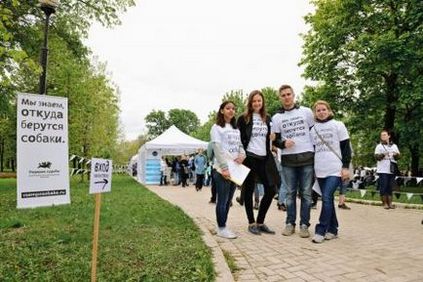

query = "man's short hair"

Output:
[[278, 84, 293, 94]]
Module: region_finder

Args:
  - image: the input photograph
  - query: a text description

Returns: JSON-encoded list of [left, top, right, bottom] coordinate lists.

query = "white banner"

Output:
[[17, 93, 70, 208]]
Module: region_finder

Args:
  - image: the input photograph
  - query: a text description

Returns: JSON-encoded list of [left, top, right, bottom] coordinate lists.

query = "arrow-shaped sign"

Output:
[[94, 179, 109, 190]]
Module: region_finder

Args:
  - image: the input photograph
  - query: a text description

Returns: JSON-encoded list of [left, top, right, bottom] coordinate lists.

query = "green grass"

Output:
[[343, 185, 423, 205], [0, 175, 215, 281]]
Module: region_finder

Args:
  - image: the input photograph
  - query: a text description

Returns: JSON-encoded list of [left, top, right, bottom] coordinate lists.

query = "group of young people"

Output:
[[209, 84, 400, 243]]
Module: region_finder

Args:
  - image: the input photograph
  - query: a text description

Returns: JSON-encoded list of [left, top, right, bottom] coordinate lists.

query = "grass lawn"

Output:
[[344, 185, 423, 206], [0, 175, 215, 281]]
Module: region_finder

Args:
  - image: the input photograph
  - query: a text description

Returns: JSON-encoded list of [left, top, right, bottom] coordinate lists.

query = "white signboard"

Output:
[[17, 93, 70, 208], [89, 158, 112, 194]]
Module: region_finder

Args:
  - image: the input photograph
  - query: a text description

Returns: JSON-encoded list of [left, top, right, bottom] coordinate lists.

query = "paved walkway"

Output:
[[146, 184, 423, 282]]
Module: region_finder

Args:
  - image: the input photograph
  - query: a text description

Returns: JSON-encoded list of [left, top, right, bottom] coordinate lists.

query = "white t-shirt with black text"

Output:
[[311, 119, 349, 178], [375, 143, 400, 174], [272, 106, 314, 155], [210, 123, 242, 160], [246, 113, 268, 156]]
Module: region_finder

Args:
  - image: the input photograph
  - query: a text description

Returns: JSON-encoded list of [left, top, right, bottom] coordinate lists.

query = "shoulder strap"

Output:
[[381, 144, 393, 161], [314, 126, 342, 161]]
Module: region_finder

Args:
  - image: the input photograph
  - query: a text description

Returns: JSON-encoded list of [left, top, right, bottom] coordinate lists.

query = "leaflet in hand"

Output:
[[216, 159, 250, 186]]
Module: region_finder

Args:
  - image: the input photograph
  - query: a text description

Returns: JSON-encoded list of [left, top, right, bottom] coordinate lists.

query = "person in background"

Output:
[[274, 147, 288, 211], [159, 156, 168, 186], [311, 190, 319, 209], [310, 100, 351, 243], [194, 149, 207, 191], [237, 90, 280, 235], [172, 157, 181, 185], [374, 129, 400, 209], [254, 183, 263, 210], [337, 184, 351, 209], [210, 101, 245, 239], [207, 143, 217, 204], [205, 161, 212, 186], [272, 84, 315, 238], [179, 155, 189, 188]]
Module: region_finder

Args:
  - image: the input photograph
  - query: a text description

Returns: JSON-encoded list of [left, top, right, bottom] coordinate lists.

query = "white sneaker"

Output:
[[217, 227, 237, 239], [312, 234, 324, 243], [324, 232, 338, 240]]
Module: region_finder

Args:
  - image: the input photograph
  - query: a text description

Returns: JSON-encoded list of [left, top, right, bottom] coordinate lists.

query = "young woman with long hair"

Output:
[[237, 90, 280, 235], [210, 101, 246, 239]]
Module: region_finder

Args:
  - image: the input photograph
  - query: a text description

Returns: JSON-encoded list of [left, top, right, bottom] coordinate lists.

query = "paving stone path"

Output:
[[146, 184, 423, 282]]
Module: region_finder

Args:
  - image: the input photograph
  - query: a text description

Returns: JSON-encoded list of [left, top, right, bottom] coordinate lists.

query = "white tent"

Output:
[[137, 125, 208, 184]]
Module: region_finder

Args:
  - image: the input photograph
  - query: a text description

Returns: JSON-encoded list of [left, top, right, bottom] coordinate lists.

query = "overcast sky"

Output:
[[86, 0, 314, 140]]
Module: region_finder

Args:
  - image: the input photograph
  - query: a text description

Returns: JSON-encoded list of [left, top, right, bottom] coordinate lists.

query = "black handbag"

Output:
[[382, 144, 400, 176], [390, 161, 400, 175], [265, 155, 281, 194]]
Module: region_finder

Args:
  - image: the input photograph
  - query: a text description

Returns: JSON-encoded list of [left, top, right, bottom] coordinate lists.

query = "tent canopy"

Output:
[[136, 125, 208, 184], [141, 125, 208, 155]]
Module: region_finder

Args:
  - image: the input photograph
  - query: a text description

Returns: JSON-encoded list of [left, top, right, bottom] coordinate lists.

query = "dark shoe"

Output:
[[209, 199, 216, 204], [389, 204, 396, 209], [338, 203, 351, 210], [254, 202, 259, 210], [248, 224, 261, 235], [236, 196, 244, 206], [311, 203, 317, 210], [257, 224, 275, 234]]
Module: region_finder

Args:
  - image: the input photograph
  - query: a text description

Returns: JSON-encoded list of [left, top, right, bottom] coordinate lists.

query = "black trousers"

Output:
[[196, 174, 204, 189], [243, 155, 276, 224]]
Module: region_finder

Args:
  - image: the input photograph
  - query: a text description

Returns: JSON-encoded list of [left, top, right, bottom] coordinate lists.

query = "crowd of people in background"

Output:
[[157, 152, 215, 190]]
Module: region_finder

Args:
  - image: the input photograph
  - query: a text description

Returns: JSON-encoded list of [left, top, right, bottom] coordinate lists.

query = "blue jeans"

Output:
[[282, 164, 314, 227], [214, 172, 236, 228], [278, 171, 288, 206], [315, 176, 341, 236]]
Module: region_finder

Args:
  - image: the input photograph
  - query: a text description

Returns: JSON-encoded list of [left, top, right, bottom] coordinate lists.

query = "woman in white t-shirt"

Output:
[[310, 100, 352, 243], [237, 90, 280, 235], [210, 101, 246, 239], [374, 130, 400, 209]]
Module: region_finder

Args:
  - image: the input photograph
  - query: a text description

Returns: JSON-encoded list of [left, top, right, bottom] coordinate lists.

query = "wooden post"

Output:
[[91, 193, 102, 282]]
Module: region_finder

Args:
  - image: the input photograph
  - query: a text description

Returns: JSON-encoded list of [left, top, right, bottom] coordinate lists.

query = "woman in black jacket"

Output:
[[237, 90, 280, 235]]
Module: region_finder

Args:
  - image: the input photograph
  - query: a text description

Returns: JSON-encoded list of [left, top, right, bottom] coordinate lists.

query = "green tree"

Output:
[[301, 0, 423, 174], [114, 134, 147, 165], [145, 109, 200, 138], [168, 109, 200, 135], [0, 0, 134, 167], [222, 89, 246, 117], [145, 110, 171, 138], [192, 112, 216, 142], [261, 87, 280, 116]]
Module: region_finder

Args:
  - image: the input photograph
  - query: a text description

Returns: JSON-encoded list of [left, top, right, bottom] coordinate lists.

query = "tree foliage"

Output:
[[0, 0, 135, 170], [145, 109, 200, 139], [301, 0, 423, 174]]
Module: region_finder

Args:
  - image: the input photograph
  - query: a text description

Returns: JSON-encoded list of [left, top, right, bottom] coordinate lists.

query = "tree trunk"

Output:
[[409, 144, 420, 176], [383, 73, 398, 131], [11, 158, 15, 172]]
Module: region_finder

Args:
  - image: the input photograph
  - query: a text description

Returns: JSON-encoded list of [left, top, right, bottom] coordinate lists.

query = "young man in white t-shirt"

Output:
[[272, 85, 315, 238]]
